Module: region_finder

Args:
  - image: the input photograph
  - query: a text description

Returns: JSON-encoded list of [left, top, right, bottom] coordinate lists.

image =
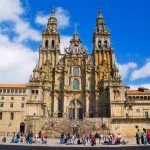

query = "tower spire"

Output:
[[51, 6, 55, 16], [97, 8, 103, 19]]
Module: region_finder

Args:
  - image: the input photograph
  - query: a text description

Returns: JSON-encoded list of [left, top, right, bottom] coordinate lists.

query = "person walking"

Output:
[[142, 128, 147, 145], [136, 129, 141, 144]]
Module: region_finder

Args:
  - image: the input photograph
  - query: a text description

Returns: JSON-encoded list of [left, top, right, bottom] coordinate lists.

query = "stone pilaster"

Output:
[[53, 93, 58, 118], [85, 93, 89, 117]]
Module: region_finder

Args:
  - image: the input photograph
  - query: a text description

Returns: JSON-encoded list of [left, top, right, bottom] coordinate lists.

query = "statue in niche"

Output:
[[113, 90, 120, 100], [73, 45, 79, 53]]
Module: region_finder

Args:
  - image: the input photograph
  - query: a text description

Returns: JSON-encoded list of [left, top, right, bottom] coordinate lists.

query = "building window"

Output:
[[89, 81, 94, 91], [11, 97, 14, 100], [136, 109, 140, 113], [0, 89, 2, 93], [36, 90, 38, 94], [11, 89, 14, 93], [32, 90, 34, 94], [145, 112, 149, 118], [22, 97, 25, 100], [52, 40, 55, 48], [7, 89, 10, 93], [72, 67, 79, 75], [73, 79, 79, 90], [104, 40, 108, 48], [1, 97, 4, 100], [45, 40, 48, 48], [21, 103, 24, 108], [10, 103, 13, 108], [125, 113, 129, 119], [58, 99, 63, 113], [23, 89, 26, 94], [59, 81, 63, 91], [0, 103, 3, 107], [19, 89, 22, 94], [0, 112, 2, 120], [10, 112, 14, 120], [98, 40, 101, 48], [3, 89, 6, 93], [15, 89, 18, 93]]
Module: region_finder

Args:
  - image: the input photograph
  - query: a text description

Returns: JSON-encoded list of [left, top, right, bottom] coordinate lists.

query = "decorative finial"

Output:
[[97, 8, 103, 19], [51, 6, 55, 15]]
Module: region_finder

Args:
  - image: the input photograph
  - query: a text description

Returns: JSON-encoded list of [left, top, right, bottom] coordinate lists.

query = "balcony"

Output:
[[111, 115, 150, 121]]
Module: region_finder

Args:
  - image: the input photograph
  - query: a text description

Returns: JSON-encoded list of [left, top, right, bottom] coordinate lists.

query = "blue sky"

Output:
[[0, 0, 150, 89]]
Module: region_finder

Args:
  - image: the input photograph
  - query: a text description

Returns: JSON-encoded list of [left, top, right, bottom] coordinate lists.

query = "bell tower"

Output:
[[39, 8, 60, 68], [93, 9, 114, 88]]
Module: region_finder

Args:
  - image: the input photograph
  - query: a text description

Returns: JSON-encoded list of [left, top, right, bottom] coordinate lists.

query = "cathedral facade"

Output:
[[0, 9, 150, 136], [26, 9, 121, 121]]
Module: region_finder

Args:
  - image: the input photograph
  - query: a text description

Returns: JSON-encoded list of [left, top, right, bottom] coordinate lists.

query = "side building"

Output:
[[0, 84, 27, 135]]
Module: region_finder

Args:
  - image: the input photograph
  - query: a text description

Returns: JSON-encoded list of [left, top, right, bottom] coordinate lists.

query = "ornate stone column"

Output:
[[74, 100, 77, 119], [85, 93, 89, 117], [63, 93, 67, 118], [95, 92, 99, 117], [53, 93, 58, 118]]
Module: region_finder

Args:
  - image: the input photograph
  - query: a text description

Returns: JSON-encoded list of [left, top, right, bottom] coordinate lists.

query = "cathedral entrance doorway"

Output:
[[19, 122, 25, 133], [68, 100, 83, 120]]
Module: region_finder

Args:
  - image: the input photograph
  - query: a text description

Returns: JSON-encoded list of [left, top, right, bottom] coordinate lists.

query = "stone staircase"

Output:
[[40, 117, 110, 137]]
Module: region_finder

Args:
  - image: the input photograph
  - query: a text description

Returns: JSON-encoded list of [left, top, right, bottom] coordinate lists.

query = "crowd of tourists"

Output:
[[1, 131, 47, 144], [60, 132, 122, 146], [136, 128, 150, 145]]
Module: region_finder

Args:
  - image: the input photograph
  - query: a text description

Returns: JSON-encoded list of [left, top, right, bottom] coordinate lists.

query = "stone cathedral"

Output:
[[0, 8, 150, 136], [26, 8, 125, 133]]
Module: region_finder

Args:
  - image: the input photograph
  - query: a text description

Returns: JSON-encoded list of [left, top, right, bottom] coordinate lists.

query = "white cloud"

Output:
[[117, 62, 137, 79], [35, 7, 70, 29], [14, 19, 41, 42], [0, 34, 38, 83], [0, 0, 23, 21], [60, 35, 72, 53], [129, 84, 150, 90], [131, 60, 150, 80], [0, 0, 40, 42], [35, 14, 49, 26], [0, 0, 39, 83]]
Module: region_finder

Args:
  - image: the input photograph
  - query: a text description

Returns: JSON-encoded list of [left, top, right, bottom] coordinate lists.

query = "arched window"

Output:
[[52, 40, 55, 48], [72, 67, 79, 75], [98, 40, 101, 48], [89, 100, 94, 118], [104, 40, 108, 48], [73, 79, 79, 90], [58, 99, 63, 112], [89, 81, 94, 91], [45, 40, 48, 48]]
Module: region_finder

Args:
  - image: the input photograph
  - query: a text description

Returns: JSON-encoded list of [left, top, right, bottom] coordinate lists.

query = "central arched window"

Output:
[[73, 79, 79, 90], [72, 67, 79, 75]]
